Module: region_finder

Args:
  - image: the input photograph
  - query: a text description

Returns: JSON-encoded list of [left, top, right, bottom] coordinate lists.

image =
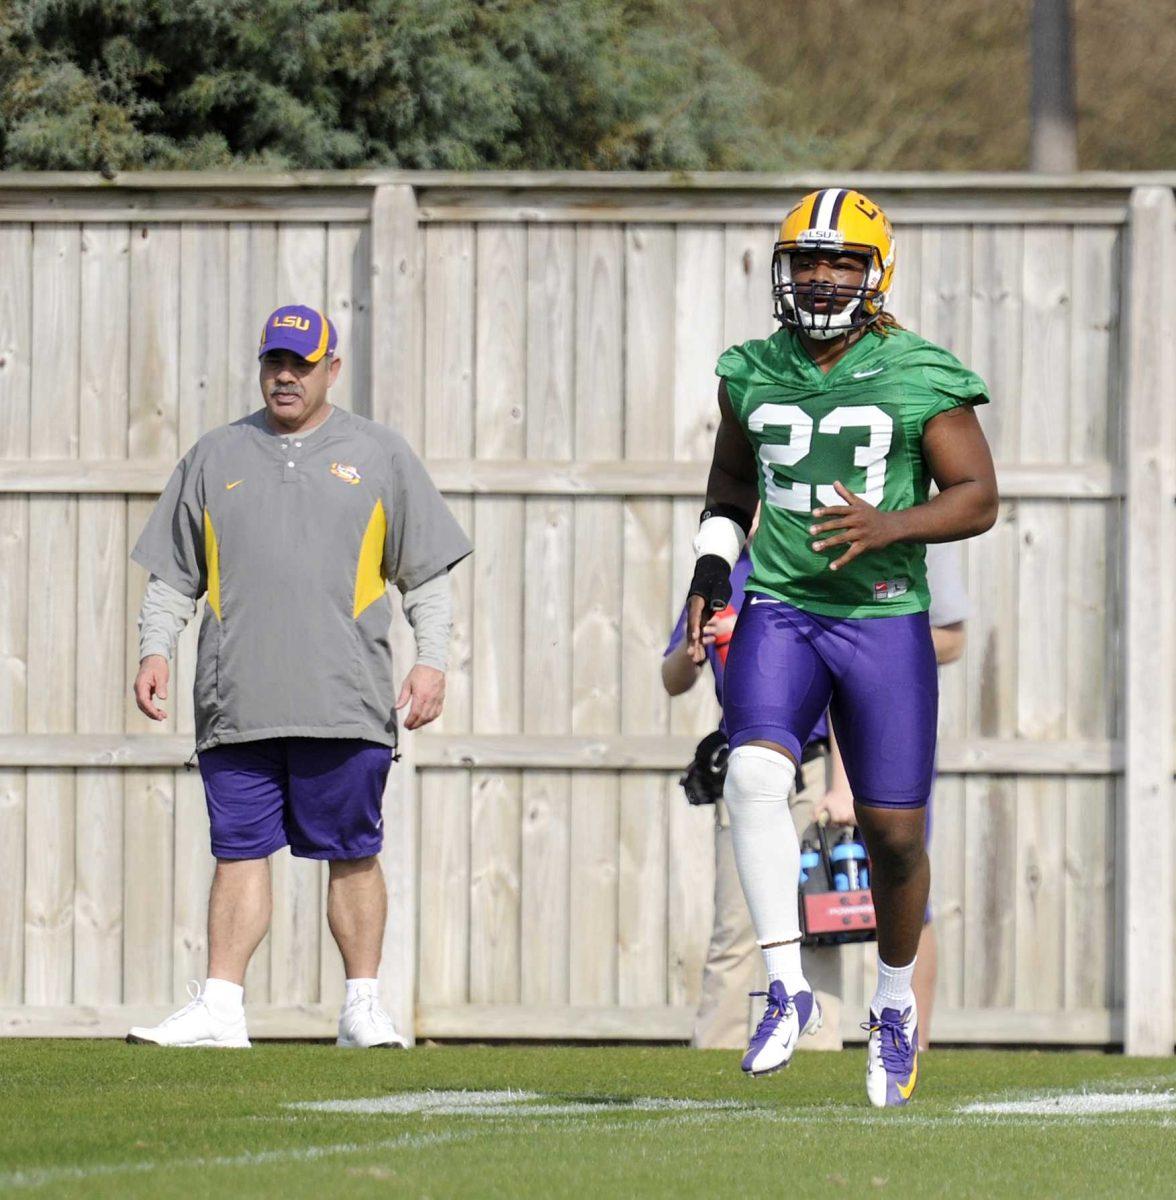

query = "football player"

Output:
[[685, 188, 998, 1105]]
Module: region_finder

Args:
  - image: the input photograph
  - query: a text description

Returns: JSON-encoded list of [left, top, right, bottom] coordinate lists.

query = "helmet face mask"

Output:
[[772, 188, 895, 341]]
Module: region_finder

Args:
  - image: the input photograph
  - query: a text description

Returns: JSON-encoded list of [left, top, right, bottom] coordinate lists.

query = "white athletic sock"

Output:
[[345, 977, 380, 1005], [202, 977, 244, 1019], [723, 745, 803, 964], [761, 940, 807, 995], [871, 957, 916, 1014]]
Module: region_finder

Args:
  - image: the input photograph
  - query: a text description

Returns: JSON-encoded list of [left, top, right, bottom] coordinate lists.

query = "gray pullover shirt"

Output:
[[132, 406, 471, 751], [139, 569, 454, 671]]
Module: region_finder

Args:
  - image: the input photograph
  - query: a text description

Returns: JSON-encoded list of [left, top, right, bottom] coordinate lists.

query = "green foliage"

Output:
[[0, 0, 821, 171], [707, 0, 1176, 172], [1, 1, 1170, 173]]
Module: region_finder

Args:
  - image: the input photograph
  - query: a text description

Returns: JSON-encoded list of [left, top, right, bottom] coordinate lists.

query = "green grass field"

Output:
[[3, 1042, 1175, 1198]]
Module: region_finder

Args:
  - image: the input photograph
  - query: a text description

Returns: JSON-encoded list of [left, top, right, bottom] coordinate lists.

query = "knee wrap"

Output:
[[722, 745, 801, 945], [724, 745, 796, 811]]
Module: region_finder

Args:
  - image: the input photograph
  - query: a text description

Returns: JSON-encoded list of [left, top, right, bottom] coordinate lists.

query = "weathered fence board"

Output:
[[617, 225, 675, 1008], [73, 224, 129, 1006], [0, 223, 32, 1007], [24, 224, 81, 1007], [1123, 187, 1176, 1053], [466, 221, 526, 1007]]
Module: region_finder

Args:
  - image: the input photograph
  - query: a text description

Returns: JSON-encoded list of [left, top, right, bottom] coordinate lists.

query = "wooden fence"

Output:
[[0, 172, 1172, 1053]]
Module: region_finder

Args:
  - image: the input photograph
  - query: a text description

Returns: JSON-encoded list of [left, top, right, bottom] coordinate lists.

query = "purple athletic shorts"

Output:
[[198, 738, 393, 861], [723, 597, 938, 809]]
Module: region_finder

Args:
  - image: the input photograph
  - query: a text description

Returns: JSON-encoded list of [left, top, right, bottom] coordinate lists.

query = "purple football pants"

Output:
[[198, 737, 392, 860], [723, 597, 939, 809]]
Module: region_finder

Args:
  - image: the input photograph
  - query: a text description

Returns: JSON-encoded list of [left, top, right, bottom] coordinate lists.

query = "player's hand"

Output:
[[134, 654, 170, 722], [686, 595, 710, 664], [815, 786, 857, 827], [809, 481, 900, 572], [396, 664, 446, 730], [686, 554, 732, 664], [686, 609, 735, 665]]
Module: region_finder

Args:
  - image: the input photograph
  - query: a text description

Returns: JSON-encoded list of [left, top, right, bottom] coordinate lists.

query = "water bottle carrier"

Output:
[[798, 822, 878, 946]]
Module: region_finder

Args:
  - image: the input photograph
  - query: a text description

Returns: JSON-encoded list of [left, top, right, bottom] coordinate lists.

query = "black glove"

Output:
[[680, 729, 730, 806], [687, 553, 733, 614]]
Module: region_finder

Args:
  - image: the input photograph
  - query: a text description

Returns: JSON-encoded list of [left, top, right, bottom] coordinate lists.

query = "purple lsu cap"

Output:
[[258, 305, 338, 363]]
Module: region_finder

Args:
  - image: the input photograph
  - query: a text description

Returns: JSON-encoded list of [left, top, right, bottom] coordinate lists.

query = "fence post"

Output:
[[370, 182, 424, 1042], [1123, 185, 1176, 1055]]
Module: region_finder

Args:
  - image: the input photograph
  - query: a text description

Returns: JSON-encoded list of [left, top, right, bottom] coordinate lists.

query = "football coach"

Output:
[[126, 305, 471, 1049]]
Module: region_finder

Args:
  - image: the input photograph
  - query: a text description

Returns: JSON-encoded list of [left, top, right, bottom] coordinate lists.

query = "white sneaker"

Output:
[[126, 981, 251, 1048], [864, 1001, 919, 1108], [741, 979, 822, 1076], [337, 984, 408, 1049]]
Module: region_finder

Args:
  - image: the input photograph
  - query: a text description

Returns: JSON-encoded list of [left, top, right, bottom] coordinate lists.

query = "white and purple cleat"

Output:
[[740, 979, 822, 1077], [864, 1003, 919, 1107]]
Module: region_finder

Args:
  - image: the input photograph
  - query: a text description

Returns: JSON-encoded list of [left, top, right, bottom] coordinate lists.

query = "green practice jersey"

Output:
[[717, 326, 989, 618]]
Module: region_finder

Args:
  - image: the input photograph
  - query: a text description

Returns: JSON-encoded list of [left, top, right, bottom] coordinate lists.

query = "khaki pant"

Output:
[[691, 746, 843, 1051]]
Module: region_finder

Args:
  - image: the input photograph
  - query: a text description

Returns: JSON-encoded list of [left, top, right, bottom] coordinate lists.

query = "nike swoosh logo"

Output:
[[225, 480, 244, 490], [897, 1053, 919, 1099], [748, 595, 778, 605], [852, 367, 884, 379]]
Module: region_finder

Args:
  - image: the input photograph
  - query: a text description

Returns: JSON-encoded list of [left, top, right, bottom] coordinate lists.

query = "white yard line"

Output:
[[288, 1088, 543, 1114], [290, 1091, 747, 1117], [961, 1090, 1176, 1116], [0, 1130, 468, 1193]]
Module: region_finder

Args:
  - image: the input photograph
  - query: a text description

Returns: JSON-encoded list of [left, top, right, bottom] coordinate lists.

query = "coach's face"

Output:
[[259, 350, 341, 430]]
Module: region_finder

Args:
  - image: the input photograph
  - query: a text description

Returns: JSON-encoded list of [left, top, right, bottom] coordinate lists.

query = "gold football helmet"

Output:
[[772, 188, 896, 340]]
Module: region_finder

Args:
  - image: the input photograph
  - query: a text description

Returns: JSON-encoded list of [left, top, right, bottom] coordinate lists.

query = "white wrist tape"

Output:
[[693, 515, 746, 569]]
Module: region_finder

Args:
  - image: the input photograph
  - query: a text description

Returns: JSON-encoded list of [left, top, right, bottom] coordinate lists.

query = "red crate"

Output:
[[801, 889, 877, 939]]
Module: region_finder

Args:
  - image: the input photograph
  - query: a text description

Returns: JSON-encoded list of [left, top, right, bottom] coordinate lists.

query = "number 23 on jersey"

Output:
[[748, 402, 894, 514]]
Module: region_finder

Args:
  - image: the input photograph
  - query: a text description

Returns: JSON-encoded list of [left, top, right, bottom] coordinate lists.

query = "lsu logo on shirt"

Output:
[[330, 462, 362, 485]]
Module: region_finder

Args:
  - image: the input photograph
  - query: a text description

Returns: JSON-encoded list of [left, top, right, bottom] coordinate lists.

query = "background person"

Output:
[[127, 305, 471, 1049]]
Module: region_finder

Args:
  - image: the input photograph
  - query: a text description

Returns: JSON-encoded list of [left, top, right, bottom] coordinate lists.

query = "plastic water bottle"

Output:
[[799, 840, 821, 888], [831, 830, 868, 892]]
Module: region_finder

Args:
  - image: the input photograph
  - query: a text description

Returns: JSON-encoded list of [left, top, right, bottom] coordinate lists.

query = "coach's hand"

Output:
[[134, 654, 170, 722], [396, 664, 446, 730], [809, 481, 900, 572]]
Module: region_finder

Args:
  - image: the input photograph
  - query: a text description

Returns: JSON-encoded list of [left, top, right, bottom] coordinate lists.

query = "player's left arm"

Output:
[[902, 404, 999, 542], [809, 405, 998, 571]]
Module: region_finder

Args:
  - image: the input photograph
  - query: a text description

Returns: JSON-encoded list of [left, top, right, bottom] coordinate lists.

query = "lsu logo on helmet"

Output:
[[772, 188, 896, 340]]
